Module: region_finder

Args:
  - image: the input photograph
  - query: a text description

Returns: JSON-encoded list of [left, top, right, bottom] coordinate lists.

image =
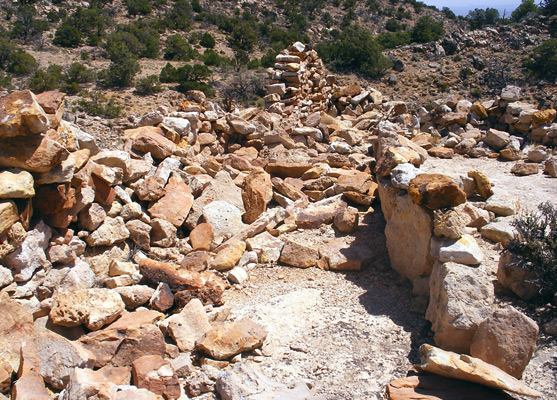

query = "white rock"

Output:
[[390, 163, 420, 189], [3, 221, 51, 282], [203, 201, 245, 242], [228, 267, 248, 285], [162, 116, 191, 136], [486, 195, 520, 216], [431, 234, 483, 265], [0, 265, 13, 288], [481, 218, 516, 243], [166, 298, 211, 352], [86, 217, 130, 247], [245, 232, 284, 263], [0, 169, 35, 198]]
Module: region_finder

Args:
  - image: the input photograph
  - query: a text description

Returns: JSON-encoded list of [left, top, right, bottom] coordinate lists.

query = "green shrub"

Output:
[[29, 65, 64, 93], [228, 22, 258, 52], [125, 0, 152, 16], [0, 71, 12, 90], [7, 50, 37, 76], [53, 23, 82, 47], [470, 88, 483, 98], [164, 34, 196, 61], [201, 50, 230, 66], [66, 62, 95, 84], [0, 37, 15, 69], [442, 7, 456, 19], [78, 91, 123, 118], [11, 4, 49, 43], [165, 0, 193, 31], [411, 16, 444, 43], [260, 48, 278, 68], [542, 0, 557, 15], [467, 8, 500, 30], [99, 42, 140, 87], [511, 0, 538, 21], [316, 25, 392, 79], [135, 75, 163, 95], [200, 32, 215, 48], [506, 201, 557, 297], [376, 31, 412, 49], [523, 39, 557, 81]]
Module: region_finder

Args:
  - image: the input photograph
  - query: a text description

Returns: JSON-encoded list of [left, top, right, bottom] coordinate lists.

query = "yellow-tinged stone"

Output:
[[531, 109, 556, 128], [210, 241, 246, 271], [417, 344, 541, 398], [0, 169, 34, 198], [0, 200, 18, 235], [468, 170, 494, 200]]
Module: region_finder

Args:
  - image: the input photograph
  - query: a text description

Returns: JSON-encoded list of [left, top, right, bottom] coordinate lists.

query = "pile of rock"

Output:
[[264, 42, 334, 116], [0, 42, 550, 398]]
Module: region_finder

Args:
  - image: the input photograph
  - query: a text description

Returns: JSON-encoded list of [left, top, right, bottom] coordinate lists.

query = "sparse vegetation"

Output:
[[506, 202, 557, 298], [78, 91, 123, 118], [523, 39, 557, 81]]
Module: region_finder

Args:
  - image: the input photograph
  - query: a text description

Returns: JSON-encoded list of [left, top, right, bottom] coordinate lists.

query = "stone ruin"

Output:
[[0, 42, 554, 399]]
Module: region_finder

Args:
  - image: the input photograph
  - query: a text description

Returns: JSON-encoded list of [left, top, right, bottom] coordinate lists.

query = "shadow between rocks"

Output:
[[338, 206, 435, 365]]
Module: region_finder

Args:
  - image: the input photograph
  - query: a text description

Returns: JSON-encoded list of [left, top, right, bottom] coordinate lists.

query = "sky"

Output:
[[421, 0, 524, 16]]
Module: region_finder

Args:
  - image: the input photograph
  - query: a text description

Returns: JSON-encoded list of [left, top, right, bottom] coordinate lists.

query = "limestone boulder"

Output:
[[426, 261, 494, 354], [484, 129, 510, 151], [433, 208, 467, 239], [50, 288, 126, 331], [431, 234, 483, 265], [166, 298, 211, 352], [78, 310, 166, 368], [486, 195, 520, 217], [150, 218, 177, 248], [246, 231, 284, 263], [0, 90, 49, 138], [378, 182, 434, 281], [132, 355, 181, 400], [115, 285, 156, 309], [59, 366, 131, 400], [78, 202, 107, 231], [511, 161, 539, 176], [0, 293, 34, 374], [126, 219, 152, 251], [127, 126, 176, 159], [0, 201, 18, 236], [33, 330, 96, 389], [481, 218, 515, 244], [197, 319, 267, 360], [86, 217, 130, 247], [416, 344, 541, 398], [0, 169, 34, 199], [242, 169, 273, 224], [185, 170, 245, 230], [3, 220, 51, 282], [408, 174, 466, 210], [470, 306, 538, 379], [497, 250, 541, 300], [279, 239, 319, 268], [148, 174, 193, 227], [0, 134, 67, 173], [203, 201, 245, 242]]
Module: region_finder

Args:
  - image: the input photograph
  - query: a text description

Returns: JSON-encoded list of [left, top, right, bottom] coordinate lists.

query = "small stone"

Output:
[[150, 218, 177, 248], [126, 219, 152, 251], [467, 171, 494, 200], [544, 157, 557, 177], [242, 169, 273, 224], [481, 219, 515, 244], [210, 241, 246, 271], [0, 90, 49, 138], [79, 203, 107, 231], [149, 282, 174, 312], [433, 208, 467, 239], [228, 267, 248, 284], [245, 231, 284, 263], [166, 298, 211, 352], [148, 175, 193, 227], [333, 206, 359, 233], [484, 129, 511, 151], [115, 285, 156, 309], [431, 234, 484, 265], [319, 238, 372, 271], [390, 163, 420, 190], [0, 200, 19, 236], [511, 161, 538, 176], [86, 217, 130, 247], [203, 201, 245, 242], [190, 222, 213, 251]]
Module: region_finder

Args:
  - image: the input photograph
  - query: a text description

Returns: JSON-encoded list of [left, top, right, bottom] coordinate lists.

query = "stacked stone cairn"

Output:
[[0, 43, 553, 399]]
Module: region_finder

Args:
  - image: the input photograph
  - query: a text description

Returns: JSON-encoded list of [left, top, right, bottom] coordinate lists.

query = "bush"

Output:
[[78, 91, 123, 118], [7, 50, 36, 76], [11, 4, 49, 43], [385, 18, 403, 32], [0, 71, 12, 90], [135, 75, 163, 95], [125, 0, 152, 16], [511, 0, 539, 21], [506, 201, 557, 297], [467, 8, 500, 30], [542, 0, 557, 15], [201, 50, 230, 66], [376, 31, 412, 49], [164, 34, 196, 61], [523, 39, 557, 81], [316, 25, 392, 79], [165, 0, 193, 31], [99, 42, 140, 87], [0, 37, 15, 70], [29, 65, 64, 93], [228, 22, 258, 52], [53, 23, 82, 47], [200, 32, 215, 48], [411, 16, 444, 43]]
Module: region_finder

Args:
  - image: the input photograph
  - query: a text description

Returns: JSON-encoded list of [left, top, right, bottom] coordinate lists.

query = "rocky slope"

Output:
[[0, 42, 555, 399]]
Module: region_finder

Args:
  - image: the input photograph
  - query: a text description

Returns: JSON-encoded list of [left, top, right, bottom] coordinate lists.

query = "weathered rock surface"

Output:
[[0, 90, 49, 138], [197, 319, 267, 360], [470, 306, 538, 379], [416, 344, 541, 397], [407, 174, 466, 210], [166, 298, 211, 352], [426, 261, 493, 354], [132, 355, 181, 400]]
